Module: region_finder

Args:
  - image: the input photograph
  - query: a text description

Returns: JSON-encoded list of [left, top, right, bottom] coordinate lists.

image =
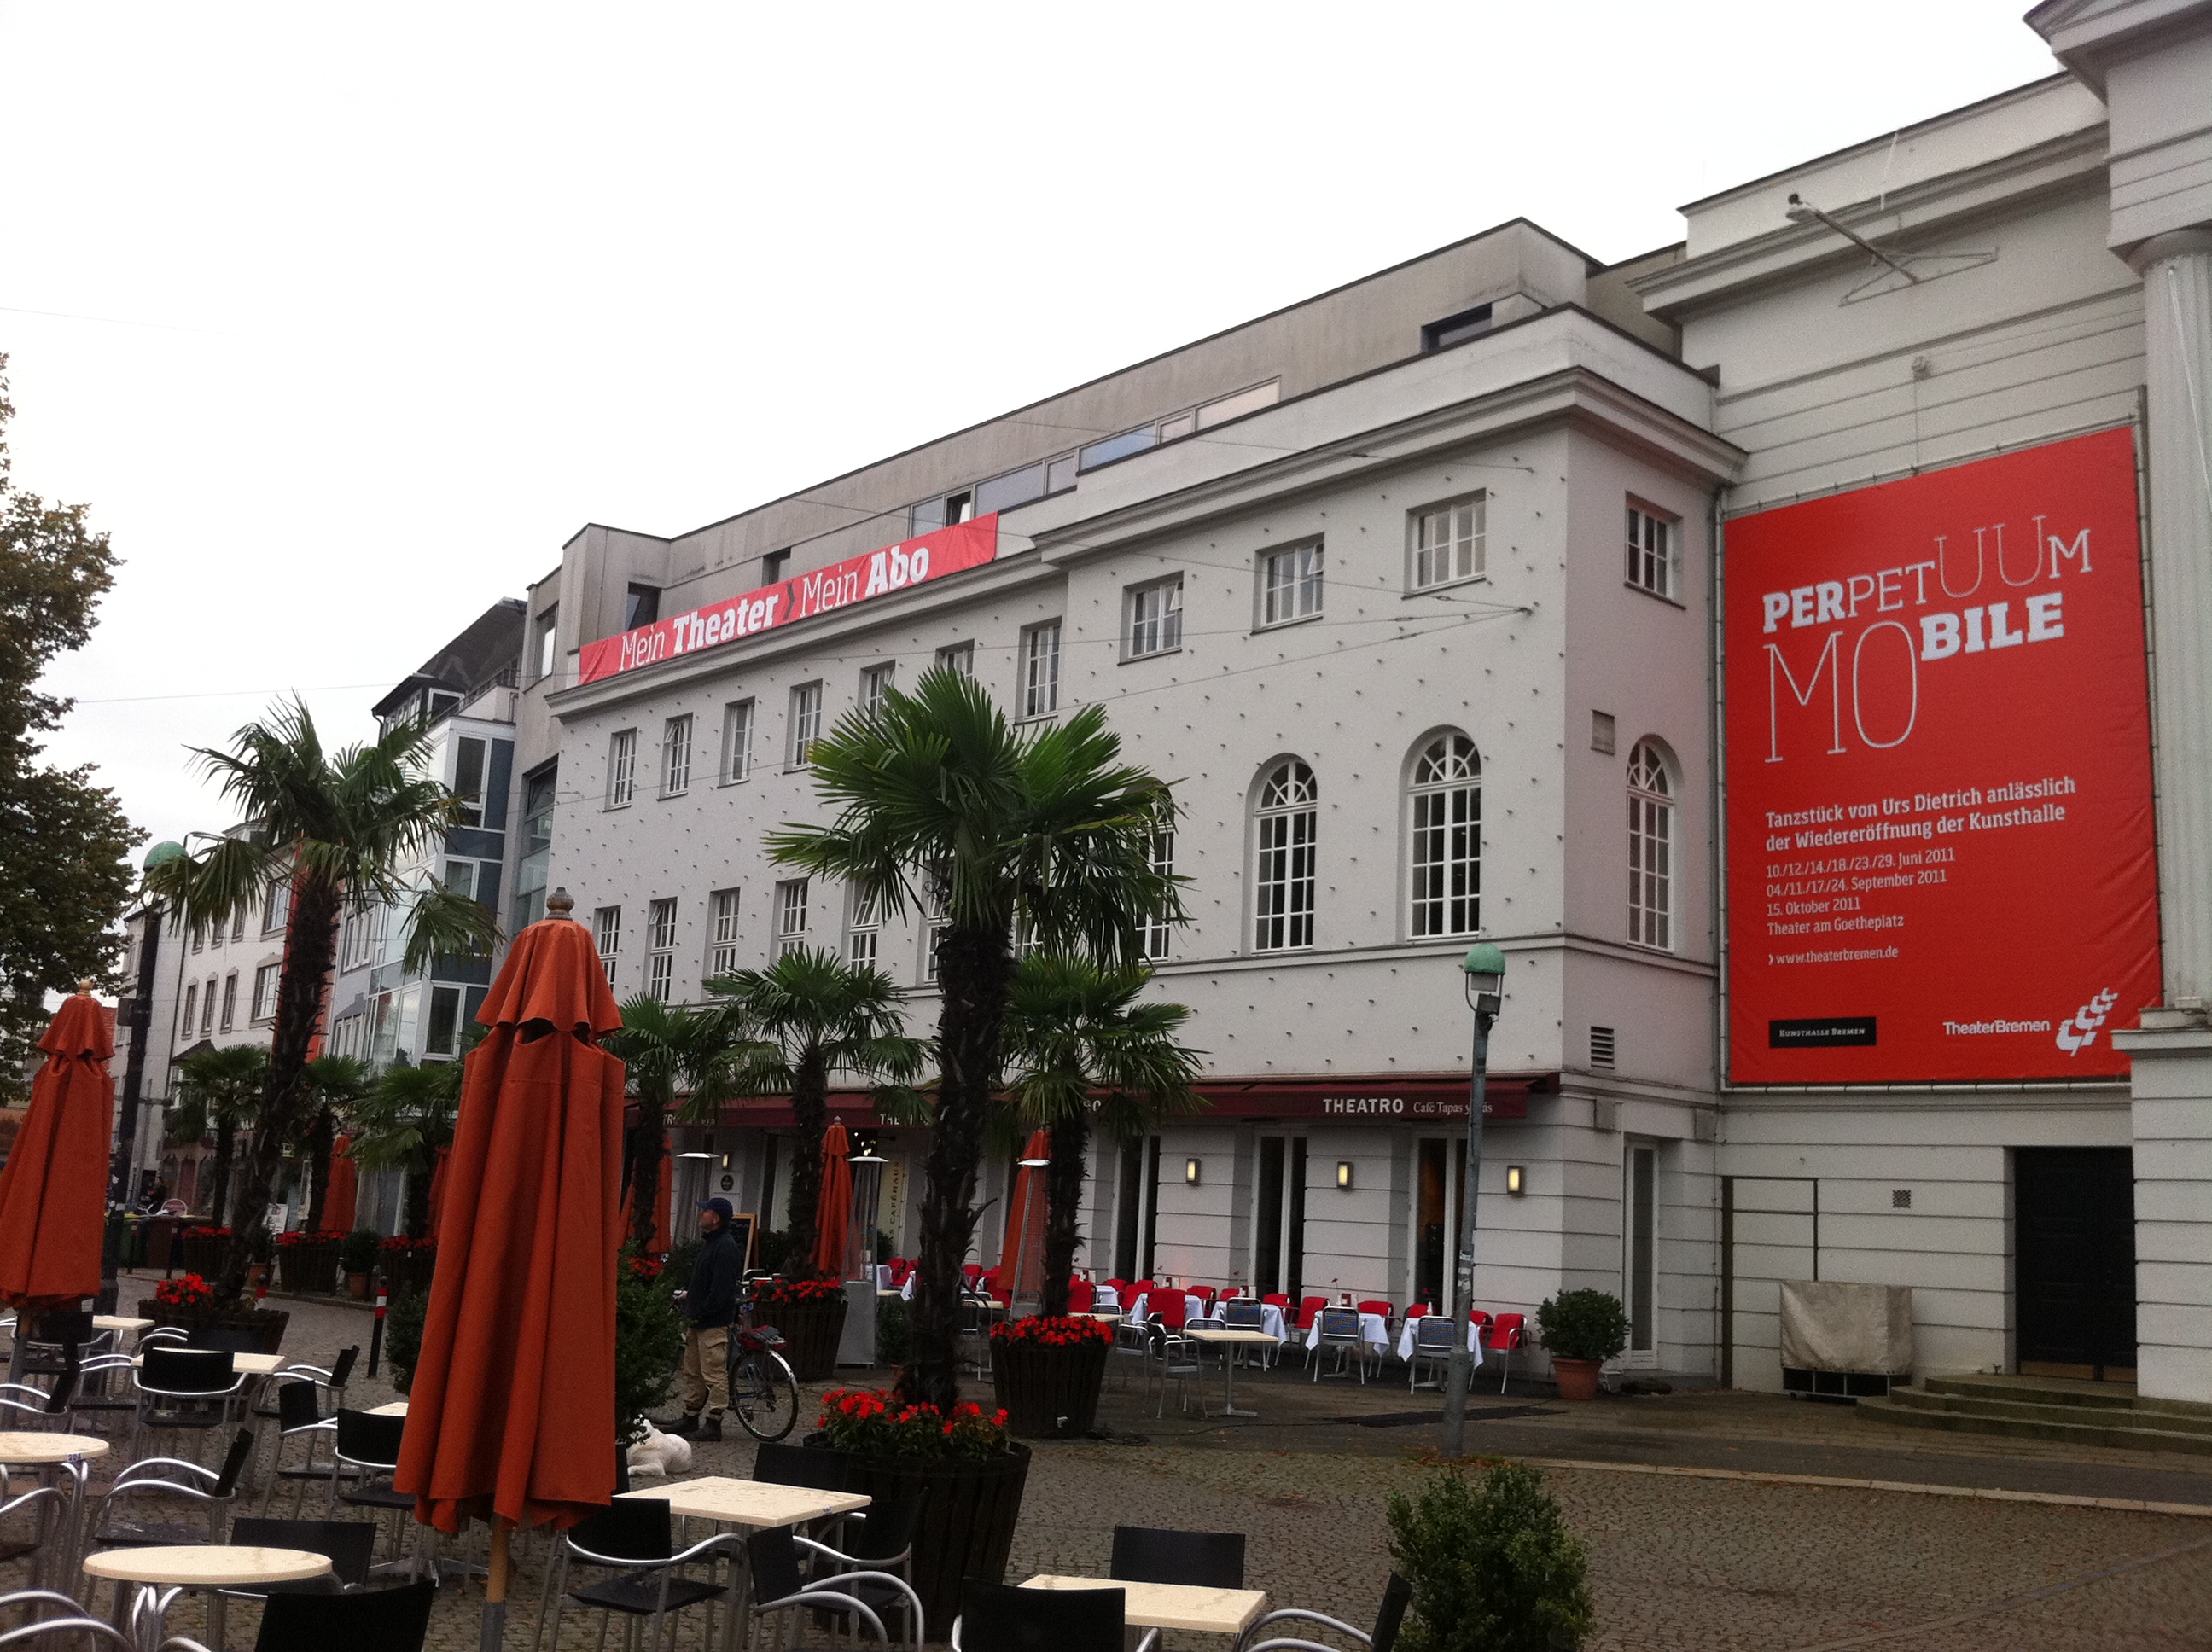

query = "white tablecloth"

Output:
[[1305, 1312, 1391, 1353], [1397, 1314, 1484, 1364], [1093, 1285, 1121, 1311]]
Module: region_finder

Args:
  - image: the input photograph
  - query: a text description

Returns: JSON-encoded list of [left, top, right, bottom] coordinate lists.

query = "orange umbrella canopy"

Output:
[[323, 1135, 358, 1235], [812, 1120, 853, 1279], [393, 900, 626, 1534], [0, 992, 113, 1310], [1002, 1127, 1051, 1299]]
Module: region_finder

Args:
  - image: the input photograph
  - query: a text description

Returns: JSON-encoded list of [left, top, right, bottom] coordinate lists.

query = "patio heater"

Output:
[[1442, 943, 1506, 1459], [846, 1140, 888, 1283]]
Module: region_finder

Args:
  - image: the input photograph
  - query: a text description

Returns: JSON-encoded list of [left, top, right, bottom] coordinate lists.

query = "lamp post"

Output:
[[1442, 943, 1506, 1459]]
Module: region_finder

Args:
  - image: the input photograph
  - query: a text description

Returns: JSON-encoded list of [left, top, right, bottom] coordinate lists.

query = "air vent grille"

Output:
[[1590, 1026, 1616, 1070], [1891, 1189, 1912, 1209]]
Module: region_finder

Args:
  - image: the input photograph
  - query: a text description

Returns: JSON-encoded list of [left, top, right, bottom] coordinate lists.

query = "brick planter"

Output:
[[747, 1296, 847, 1382], [989, 1337, 1110, 1438]]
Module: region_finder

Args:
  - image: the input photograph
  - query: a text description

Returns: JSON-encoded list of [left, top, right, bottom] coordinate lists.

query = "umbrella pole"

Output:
[[480, 1517, 511, 1651]]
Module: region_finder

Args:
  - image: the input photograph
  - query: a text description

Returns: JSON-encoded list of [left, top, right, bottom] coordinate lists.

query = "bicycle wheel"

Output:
[[730, 1347, 800, 1442]]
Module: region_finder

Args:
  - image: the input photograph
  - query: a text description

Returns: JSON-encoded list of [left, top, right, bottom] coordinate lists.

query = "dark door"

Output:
[[2015, 1147, 2136, 1380]]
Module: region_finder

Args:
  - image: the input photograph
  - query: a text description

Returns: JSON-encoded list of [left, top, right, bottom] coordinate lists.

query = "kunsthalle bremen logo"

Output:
[[2056, 988, 2119, 1056]]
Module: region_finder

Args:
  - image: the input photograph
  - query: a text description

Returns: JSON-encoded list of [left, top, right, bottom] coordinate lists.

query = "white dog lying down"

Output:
[[626, 1422, 694, 1478]]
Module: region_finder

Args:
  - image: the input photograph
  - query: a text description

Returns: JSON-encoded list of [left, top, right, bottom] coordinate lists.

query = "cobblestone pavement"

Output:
[[20, 1281, 2204, 1650]]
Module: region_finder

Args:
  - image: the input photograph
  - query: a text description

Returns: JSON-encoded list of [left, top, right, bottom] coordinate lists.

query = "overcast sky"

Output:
[[3, 2, 2060, 856]]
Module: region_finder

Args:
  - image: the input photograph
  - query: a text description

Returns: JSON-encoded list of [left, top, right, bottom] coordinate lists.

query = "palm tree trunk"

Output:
[[206, 1129, 235, 1236], [783, 1050, 830, 1280], [1039, 1110, 1088, 1319], [219, 871, 341, 1302], [304, 1106, 335, 1233], [404, 1161, 430, 1241], [630, 1090, 667, 1254], [900, 924, 1014, 1413]]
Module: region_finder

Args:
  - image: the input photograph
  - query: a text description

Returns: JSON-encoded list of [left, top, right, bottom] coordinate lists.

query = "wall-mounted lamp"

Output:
[[1505, 1164, 1525, 1196], [1184, 1158, 1202, 1187], [1336, 1160, 1354, 1191], [719, 1153, 731, 1172]]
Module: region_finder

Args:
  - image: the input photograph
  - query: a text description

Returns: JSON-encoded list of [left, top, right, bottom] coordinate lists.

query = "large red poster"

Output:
[[1724, 428, 2159, 1084]]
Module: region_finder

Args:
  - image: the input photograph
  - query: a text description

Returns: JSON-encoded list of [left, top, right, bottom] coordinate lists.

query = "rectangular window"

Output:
[[208, 922, 221, 951], [252, 963, 281, 1022], [1421, 305, 1493, 352], [923, 881, 949, 985], [624, 584, 661, 630], [774, 880, 809, 957], [721, 700, 754, 783], [1020, 622, 1061, 718], [1125, 578, 1184, 660], [1196, 381, 1280, 428], [231, 910, 245, 941], [936, 642, 975, 678], [201, 978, 217, 1036], [608, 729, 637, 806], [1260, 542, 1324, 627], [443, 859, 475, 902], [535, 608, 558, 683], [1412, 493, 1486, 590], [846, 886, 881, 970], [263, 878, 290, 934], [425, 985, 463, 1056], [944, 490, 975, 525], [661, 714, 693, 796], [512, 762, 556, 934], [760, 549, 789, 586], [453, 736, 487, 827], [1627, 503, 1678, 600], [218, 974, 238, 1032], [859, 663, 895, 718], [647, 898, 678, 1002], [787, 683, 823, 769], [707, 889, 742, 978], [1254, 812, 1317, 951], [1141, 830, 1175, 961], [594, 905, 622, 986], [179, 983, 197, 1039], [191, 922, 204, 954]]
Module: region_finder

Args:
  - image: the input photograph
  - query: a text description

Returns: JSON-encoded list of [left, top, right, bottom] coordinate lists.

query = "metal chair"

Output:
[[1220, 1300, 1275, 1370], [1110, 1525, 1246, 1588], [91, 1431, 257, 1550], [0, 1473, 68, 1591], [220, 1516, 377, 1599], [951, 1579, 1154, 1652], [792, 1490, 924, 1645], [323, 1410, 412, 1568], [259, 1380, 335, 1516], [0, 1591, 184, 1652], [250, 1578, 438, 1652], [1110, 1319, 1151, 1391], [127, 1350, 247, 1463], [1239, 1573, 1412, 1652], [0, 1363, 79, 1432], [750, 1439, 847, 1490], [1144, 1321, 1201, 1416], [747, 1524, 917, 1651], [1311, 1307, 1375, 1384], [1407, 1313, 1459, 1392], [537, 1498, 736, 1652], [1487, 1313, 1525, 1392]]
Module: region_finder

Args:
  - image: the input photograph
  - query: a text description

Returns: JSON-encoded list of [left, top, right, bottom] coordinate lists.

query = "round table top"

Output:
[[0, 1432, 108, 1463], [83, 1545, 331, 1587]]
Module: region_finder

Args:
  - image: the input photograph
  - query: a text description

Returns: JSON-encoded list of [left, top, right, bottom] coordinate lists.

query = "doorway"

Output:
[[1621, 1143, 1658, 1368], [1720, 1175, 1819, 1391], [1413, 1138, 1466, 1315], [2014, 1147, 2136, 1381], [1253, 1136, 1306, 1301]]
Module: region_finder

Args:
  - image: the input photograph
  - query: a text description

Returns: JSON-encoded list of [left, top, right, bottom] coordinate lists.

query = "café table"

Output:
[[1305, 1311, 1392, 1361], [0, 1431, 107, 1591], [1020, 1574, 1268, 1637], [620, 1476, 874, 1652], [1179, 1329, 1282, 1417], [129, 1351, 285, 1378], [83, 1542, 329, 1651], [1395, 1314, 1485, 1364], [367, 1399, 409, 1416]]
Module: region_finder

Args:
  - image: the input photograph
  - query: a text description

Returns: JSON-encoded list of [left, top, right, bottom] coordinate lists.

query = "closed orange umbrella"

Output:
[[812, 1121, 853, 1279], [324, 1136, 358, 1235], [1003, 1128, 1051, 1300], [393, 890, 625, 1645], [0, 988, 112, 1312], [425, 1147, 453, 1243]]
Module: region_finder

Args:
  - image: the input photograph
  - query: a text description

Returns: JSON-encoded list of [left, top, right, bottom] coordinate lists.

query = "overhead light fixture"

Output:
[[1184, 1158, 1202, 1187], [1018, 1154, 1051, 1169], [1784, 192, 1921, 284], [675, 1151, 713, 1161], [850, 1152, 888, 1167], [1336, 1160, 1353, 1191], [1506, 1164, 1525, 1196]]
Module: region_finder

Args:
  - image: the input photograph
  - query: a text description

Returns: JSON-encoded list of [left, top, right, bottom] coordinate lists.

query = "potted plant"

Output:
[[275, 1229, 344, 1294], [340, 1228, 380, 1299], [179, 1224, 231, 1276], [618, 1248, 685, 1444], [808, 1387, 1027, 1637], [988, 1313, 1113, 1438], [137, 1271, 291, 1352], [1534, 1289, 1628, 1401], [1387, 1463, 1592, 1650], [378, 1235, 437, 1298], [747, 1276, 847, 1382]]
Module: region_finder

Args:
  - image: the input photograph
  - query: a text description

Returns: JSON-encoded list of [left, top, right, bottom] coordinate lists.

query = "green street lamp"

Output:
[[1442, 943, 1507, 1458]]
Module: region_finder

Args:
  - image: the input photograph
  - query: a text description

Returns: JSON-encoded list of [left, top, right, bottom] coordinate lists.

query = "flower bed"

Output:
[[747, 1278, 848, 1381], [154, 1273, 216, 1311], [817, 1388, 1009, 1457], [987, 1315, 1114, 1438], [273, 1230, 345, 1294]]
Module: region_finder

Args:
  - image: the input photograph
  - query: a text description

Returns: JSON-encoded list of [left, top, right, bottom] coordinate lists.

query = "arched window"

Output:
[[1628, 741, 1673, 950], [1408, 736, 1481, 938], [1253, 760, 1318, 951]]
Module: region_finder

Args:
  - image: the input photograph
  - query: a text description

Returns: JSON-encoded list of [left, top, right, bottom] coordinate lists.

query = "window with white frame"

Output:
[[263, 878, 290, 934], [251, 963, 280, 1022], [208, 922, 222, 951], [722, 700, 754, 783], [646, 898, 678, 1001], [1012, 908, 1044, 957], [231, 910, 245, 941], [1411, 493, 1486, 590], [661, 715, 693, 796], [846, 885, 881, 969], [935, 642, 975, 678], [425, 985, 463, 1056], [1260, 542, 1324, 627], [190, 922, 205, 954], [774, 880, 809, 957], [1408, 735, 1481, 939], [1125, 576, 1184, 660], [453, 736, 488, 827], [1628, 741, 1674, 950], [1253, 760, 1318, 951], [218, 973, 238, 1032], [859, 663, 895, 718], [1141, 829, 1175, 961], [340, 904, 380, 973], [1019, 622, 1060, 718], [1627, 503, 1678, 600], [534, 608, 559, 683], [443, 859, 477, 903], [179, 982, 197, 1040], [707, 889, 742, 978], [594, 905, 622, 985], [608, 729, 637, 806], [923, 877, 950, 984], [201, 978, 217, 1036], [787, 683, 824, 769]]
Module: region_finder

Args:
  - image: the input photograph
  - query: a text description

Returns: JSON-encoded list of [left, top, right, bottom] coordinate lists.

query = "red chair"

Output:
[[1261, 1293, 1289, 1310], [1405, 1302, 1431, 1322], [1489, 1312, 1525, 1393], [1067, 1278, 1096, 1313], [1194, 1286, 1219, 1309], [1106, 1278, 1131, 1298], [1151, 1292, 1188, 1331], [961, 1264, 984, 1290], [1294, 1295, 1327, 1330]]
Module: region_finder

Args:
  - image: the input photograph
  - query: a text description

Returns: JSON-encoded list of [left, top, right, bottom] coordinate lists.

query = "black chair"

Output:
[[324, 1410, 412, 1566], [227, 1517, 379, 1595], [259, 1378, 335, 1516], [1110, 1524, 1247, 1589], [952, 1579, 1147, 1652], [745, 1525, 917, 1650], [1242, 1573, 1413, 1652], [93, 1430, 257, 1549], [750, 1439, 847, 1490], [184, 1326, 267, 1358], [16, 1311, 97, 1379], [253, 1578, 439, 1652], [129, 1348, 247, 1461], [794, 1491, 925, 1644], [538, 1498, 736, 1652], [0, 1591, 141, 1649], [0, 1361, 79, 1430]]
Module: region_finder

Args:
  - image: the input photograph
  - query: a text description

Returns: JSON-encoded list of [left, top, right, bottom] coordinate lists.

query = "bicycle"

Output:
[[724, 1314, 801, 1442]]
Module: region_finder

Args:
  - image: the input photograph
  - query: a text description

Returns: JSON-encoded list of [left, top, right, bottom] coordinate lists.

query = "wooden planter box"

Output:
[[276, 1241, 340, 1294], [378, 1248, 437, 1300], [804, 1440, 1030, 1637], [748, 1296, 847, 1383], [990, 1338, 1110, 1439], [134, 1301, 290, 1354], [178, 1235, 229, 1276]]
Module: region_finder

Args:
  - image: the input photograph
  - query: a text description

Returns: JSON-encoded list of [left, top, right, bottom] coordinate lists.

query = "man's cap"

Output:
[[696, 1196, 735, 1219]]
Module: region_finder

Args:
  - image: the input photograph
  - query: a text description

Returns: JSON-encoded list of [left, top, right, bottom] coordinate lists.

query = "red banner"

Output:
[[576, 515, 999, 686], [1724, 428, 2159, 1084]]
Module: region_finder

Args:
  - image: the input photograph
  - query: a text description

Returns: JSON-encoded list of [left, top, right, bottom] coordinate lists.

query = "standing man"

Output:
[[670, 1197, 742, 1441]]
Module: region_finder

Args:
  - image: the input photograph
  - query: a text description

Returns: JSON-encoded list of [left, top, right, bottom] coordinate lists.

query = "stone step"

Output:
[[1923, 1373, 2212, 1424], [1860, 1392, 2212, 1456], [1883, 1387, 2212, 1440]]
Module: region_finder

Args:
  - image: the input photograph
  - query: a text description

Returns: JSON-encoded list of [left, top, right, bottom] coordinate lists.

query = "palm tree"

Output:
[[1004, 955, 1205, 1318], [142, 699, 498, 1298], [298, 1055, 370, 1232], [703, 949, 926, 1280], [603, 997, 742, 1254], [346, 1052, 465, 1239], [767, 666, 1179, 1410], [169, 1044, 269, 1232]]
